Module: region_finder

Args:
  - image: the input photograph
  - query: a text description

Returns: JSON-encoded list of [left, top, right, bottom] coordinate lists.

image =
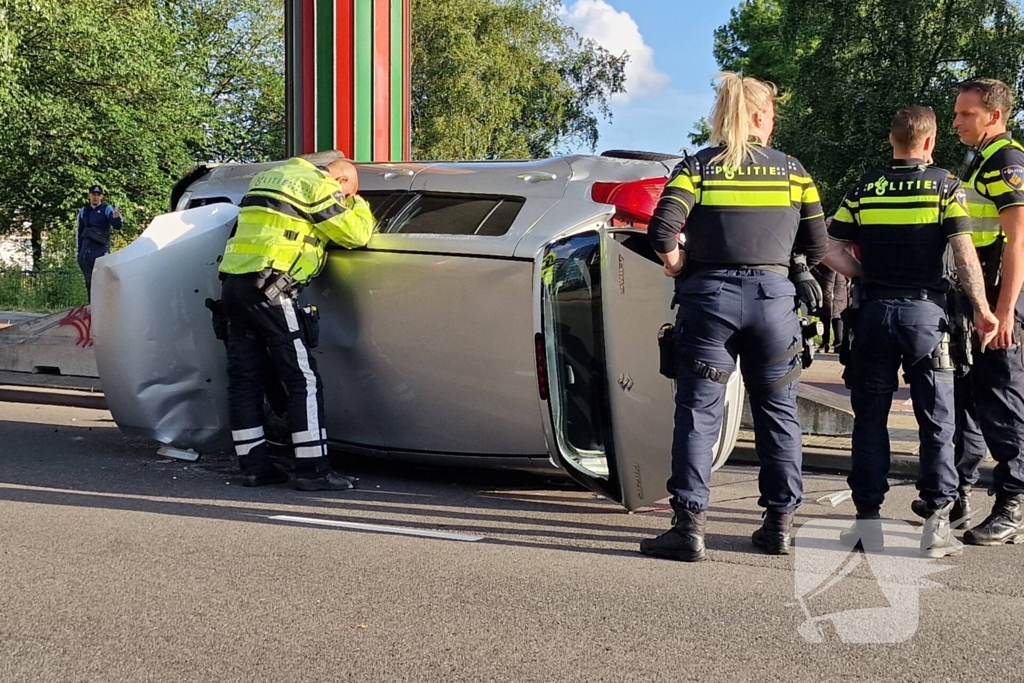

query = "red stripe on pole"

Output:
[[373, 0, 391, 160], [301, 0, 316, 154], [336, 0, 355, 157], [402, 0, 411, 160]]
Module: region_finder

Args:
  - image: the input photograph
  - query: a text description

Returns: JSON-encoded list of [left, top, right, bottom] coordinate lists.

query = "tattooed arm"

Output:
[[950, 235, 988, 311], [950, 234, 998, 347]]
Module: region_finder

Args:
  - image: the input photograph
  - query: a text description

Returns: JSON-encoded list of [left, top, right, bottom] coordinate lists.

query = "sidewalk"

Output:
[[731, 352, 995, 479]]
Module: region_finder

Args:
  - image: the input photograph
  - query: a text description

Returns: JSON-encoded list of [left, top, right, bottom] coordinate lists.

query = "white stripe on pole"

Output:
[[269, 515, 485, 542]]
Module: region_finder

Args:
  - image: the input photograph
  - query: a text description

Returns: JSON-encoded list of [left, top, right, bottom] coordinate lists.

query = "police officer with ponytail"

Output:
[[640, 72, 827, 563]]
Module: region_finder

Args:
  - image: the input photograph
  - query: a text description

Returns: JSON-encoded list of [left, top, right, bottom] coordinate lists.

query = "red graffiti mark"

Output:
[[57, 306, 93, 348]]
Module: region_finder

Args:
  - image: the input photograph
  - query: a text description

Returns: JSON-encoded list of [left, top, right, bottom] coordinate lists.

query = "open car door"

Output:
[[539, 228, 743, 511]]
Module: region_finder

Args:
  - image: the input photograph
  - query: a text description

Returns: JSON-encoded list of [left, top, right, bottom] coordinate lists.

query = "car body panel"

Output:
[[94, 154, 744, 511]]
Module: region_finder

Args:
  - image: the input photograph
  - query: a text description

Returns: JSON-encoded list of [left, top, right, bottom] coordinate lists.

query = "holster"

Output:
[[799, 314, 823, 369], [838, 306, 859, 367], [978, 236, 1006, 297], [946, 289, 974, 377], [658, 323, 676, 379], [299, 304, 320, 349], [204, 298, 229, 342]]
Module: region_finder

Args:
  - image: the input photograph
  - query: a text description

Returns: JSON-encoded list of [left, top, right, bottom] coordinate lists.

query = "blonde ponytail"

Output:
[[709, 72, 777, 169]]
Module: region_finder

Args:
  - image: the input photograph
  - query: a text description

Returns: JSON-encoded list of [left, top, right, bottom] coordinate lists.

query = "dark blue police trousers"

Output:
[[846, 299, 958, 510], [668, 270, 803, 513], [964, 316, 1024, 495]]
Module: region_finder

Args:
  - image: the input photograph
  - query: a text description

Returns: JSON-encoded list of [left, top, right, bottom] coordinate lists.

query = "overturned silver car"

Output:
[[91, 153, 745, 511]]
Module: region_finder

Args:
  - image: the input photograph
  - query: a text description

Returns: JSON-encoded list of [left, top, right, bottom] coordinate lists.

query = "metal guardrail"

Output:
[[0, 270, 87, 312]]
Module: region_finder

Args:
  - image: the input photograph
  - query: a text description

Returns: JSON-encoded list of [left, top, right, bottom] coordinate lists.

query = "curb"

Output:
[[729, 440, 995, 486], [0, 384, 107, 411]]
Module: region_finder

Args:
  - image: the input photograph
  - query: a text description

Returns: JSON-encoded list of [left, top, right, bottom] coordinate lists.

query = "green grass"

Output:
[[0, 270, 88, 312]]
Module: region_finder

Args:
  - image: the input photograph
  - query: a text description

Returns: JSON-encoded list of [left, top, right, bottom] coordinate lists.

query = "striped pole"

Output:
[[285, 0, 411, 161]]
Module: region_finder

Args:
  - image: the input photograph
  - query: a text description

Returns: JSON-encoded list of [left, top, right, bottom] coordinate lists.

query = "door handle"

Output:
[[380, 169, 415, 179], [517, 172, 558, 183]]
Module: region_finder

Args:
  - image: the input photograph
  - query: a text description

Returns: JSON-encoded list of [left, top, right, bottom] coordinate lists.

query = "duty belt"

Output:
[[861, 286, 946, 308], [684, 262, 790, 278]]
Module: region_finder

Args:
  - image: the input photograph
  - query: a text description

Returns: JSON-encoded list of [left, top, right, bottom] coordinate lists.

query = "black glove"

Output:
[[790, 254, 823, 313]]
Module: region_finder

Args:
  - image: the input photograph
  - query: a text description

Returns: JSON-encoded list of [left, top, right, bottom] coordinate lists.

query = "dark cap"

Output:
[[89, 185, 104, 194]]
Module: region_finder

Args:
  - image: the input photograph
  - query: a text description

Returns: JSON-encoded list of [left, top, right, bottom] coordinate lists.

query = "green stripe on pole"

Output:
[[315, 0, 336, 151], [354, 0, 373, 161], [390, 0, 403, 160]]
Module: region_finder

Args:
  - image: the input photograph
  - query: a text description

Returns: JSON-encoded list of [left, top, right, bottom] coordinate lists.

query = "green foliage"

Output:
[[0, 0, 286, 281], [411, 0, 626, 159], [714, 0, 1024, 210]]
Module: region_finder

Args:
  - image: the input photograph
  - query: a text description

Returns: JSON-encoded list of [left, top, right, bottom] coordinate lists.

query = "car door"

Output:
[[540, 227, 741, 511]]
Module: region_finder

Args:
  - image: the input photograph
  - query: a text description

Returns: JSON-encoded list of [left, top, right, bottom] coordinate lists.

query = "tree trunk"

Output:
[[30, 219, 43, 272]]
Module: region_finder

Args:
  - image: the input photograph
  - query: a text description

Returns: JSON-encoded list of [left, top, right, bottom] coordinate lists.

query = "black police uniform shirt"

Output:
[[829, 160, 972, 291], [648, 143, 828, 270]]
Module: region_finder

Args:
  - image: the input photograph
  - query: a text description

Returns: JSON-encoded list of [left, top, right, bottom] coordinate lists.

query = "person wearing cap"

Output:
[[76, 185, 122, 301]]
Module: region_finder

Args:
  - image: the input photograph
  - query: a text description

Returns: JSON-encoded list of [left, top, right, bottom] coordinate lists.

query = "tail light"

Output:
[[591, 177, 668, 229], [535, 333, 549, 401]]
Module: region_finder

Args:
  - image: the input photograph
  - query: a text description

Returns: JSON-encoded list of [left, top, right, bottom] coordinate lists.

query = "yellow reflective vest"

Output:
[[965, 135, 1024, 248], [219, 157, 375, 283]]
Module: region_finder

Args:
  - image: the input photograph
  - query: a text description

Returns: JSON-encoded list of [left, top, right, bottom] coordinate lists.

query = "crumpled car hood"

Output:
[[91, 205, 238, 451]]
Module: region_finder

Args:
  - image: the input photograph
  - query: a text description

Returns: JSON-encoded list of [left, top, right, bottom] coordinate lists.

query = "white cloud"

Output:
[[559, 0, 670, 103]]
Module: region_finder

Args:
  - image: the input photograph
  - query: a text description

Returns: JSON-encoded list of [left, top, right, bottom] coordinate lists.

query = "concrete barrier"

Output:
[[0, 306, 98, 377], [741, 382, 855, 436]]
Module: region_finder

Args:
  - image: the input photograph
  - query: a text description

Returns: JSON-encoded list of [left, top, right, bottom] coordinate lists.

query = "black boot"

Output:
[[912, 487, 975, 530], [294, 457, 358, 492], [952, 486, 974, 530], [964, 492, 1024, 546], [640, 509, 707, 562], [239, 445, 290, 487], [751, 509, 794, 555], [839, 508, 884, 552], [921, 501, 964, 558]]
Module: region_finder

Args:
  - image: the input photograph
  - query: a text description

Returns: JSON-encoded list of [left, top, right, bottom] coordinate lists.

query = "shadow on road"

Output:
[[0, 417, 795, 562]]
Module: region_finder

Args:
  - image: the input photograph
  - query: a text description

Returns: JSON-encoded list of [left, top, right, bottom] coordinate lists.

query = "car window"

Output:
[[384, 193, 524, 236]]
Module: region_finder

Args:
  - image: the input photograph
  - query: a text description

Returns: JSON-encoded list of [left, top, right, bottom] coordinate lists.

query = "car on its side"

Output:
[[92, 152, 744, 511]]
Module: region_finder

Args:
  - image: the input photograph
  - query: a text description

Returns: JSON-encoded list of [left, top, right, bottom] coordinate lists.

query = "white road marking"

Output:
[[268, 515, 484, 542]]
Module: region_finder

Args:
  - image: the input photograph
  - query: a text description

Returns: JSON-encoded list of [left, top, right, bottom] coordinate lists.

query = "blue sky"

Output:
[[560, 0, 740, 155]]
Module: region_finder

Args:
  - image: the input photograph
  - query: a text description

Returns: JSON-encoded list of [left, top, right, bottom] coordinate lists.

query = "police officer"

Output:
[[219, 151, 374, 489], [825, 106, 997, 558], [639, 72, 828, 562], [76, 184, 122, 301], [946, 78, 1024, 546]]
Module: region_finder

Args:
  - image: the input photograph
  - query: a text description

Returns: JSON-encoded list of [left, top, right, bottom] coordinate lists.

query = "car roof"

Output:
[[175, 154, 683, 259]]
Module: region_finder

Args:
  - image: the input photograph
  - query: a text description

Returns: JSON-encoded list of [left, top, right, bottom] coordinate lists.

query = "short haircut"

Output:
[[958, 78, 1014, 117], [890, 106, 937, 149], [299, 150, 347, 167]]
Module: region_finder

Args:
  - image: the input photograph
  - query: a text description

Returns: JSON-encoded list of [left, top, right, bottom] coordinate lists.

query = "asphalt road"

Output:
[[2, 401, 1023, 682]]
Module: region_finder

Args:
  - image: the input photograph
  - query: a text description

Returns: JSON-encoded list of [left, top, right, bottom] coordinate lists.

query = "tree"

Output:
[[411, 0, 626, 159], [0, 0, 206, 269], [0, 0, 287, 273], [713, 0, 1024, 210]]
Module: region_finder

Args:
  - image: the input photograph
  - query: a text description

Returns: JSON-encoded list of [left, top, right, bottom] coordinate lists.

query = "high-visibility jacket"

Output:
[[965, 134, 1024, 248], [219, 157, 375, 283]]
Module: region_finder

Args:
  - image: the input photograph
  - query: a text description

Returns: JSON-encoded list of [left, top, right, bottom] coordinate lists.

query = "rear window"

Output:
[[384, 193, 524, 236]]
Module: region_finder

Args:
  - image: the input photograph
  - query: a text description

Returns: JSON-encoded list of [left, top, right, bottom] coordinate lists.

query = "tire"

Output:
[[600, 149, 683, 162]]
